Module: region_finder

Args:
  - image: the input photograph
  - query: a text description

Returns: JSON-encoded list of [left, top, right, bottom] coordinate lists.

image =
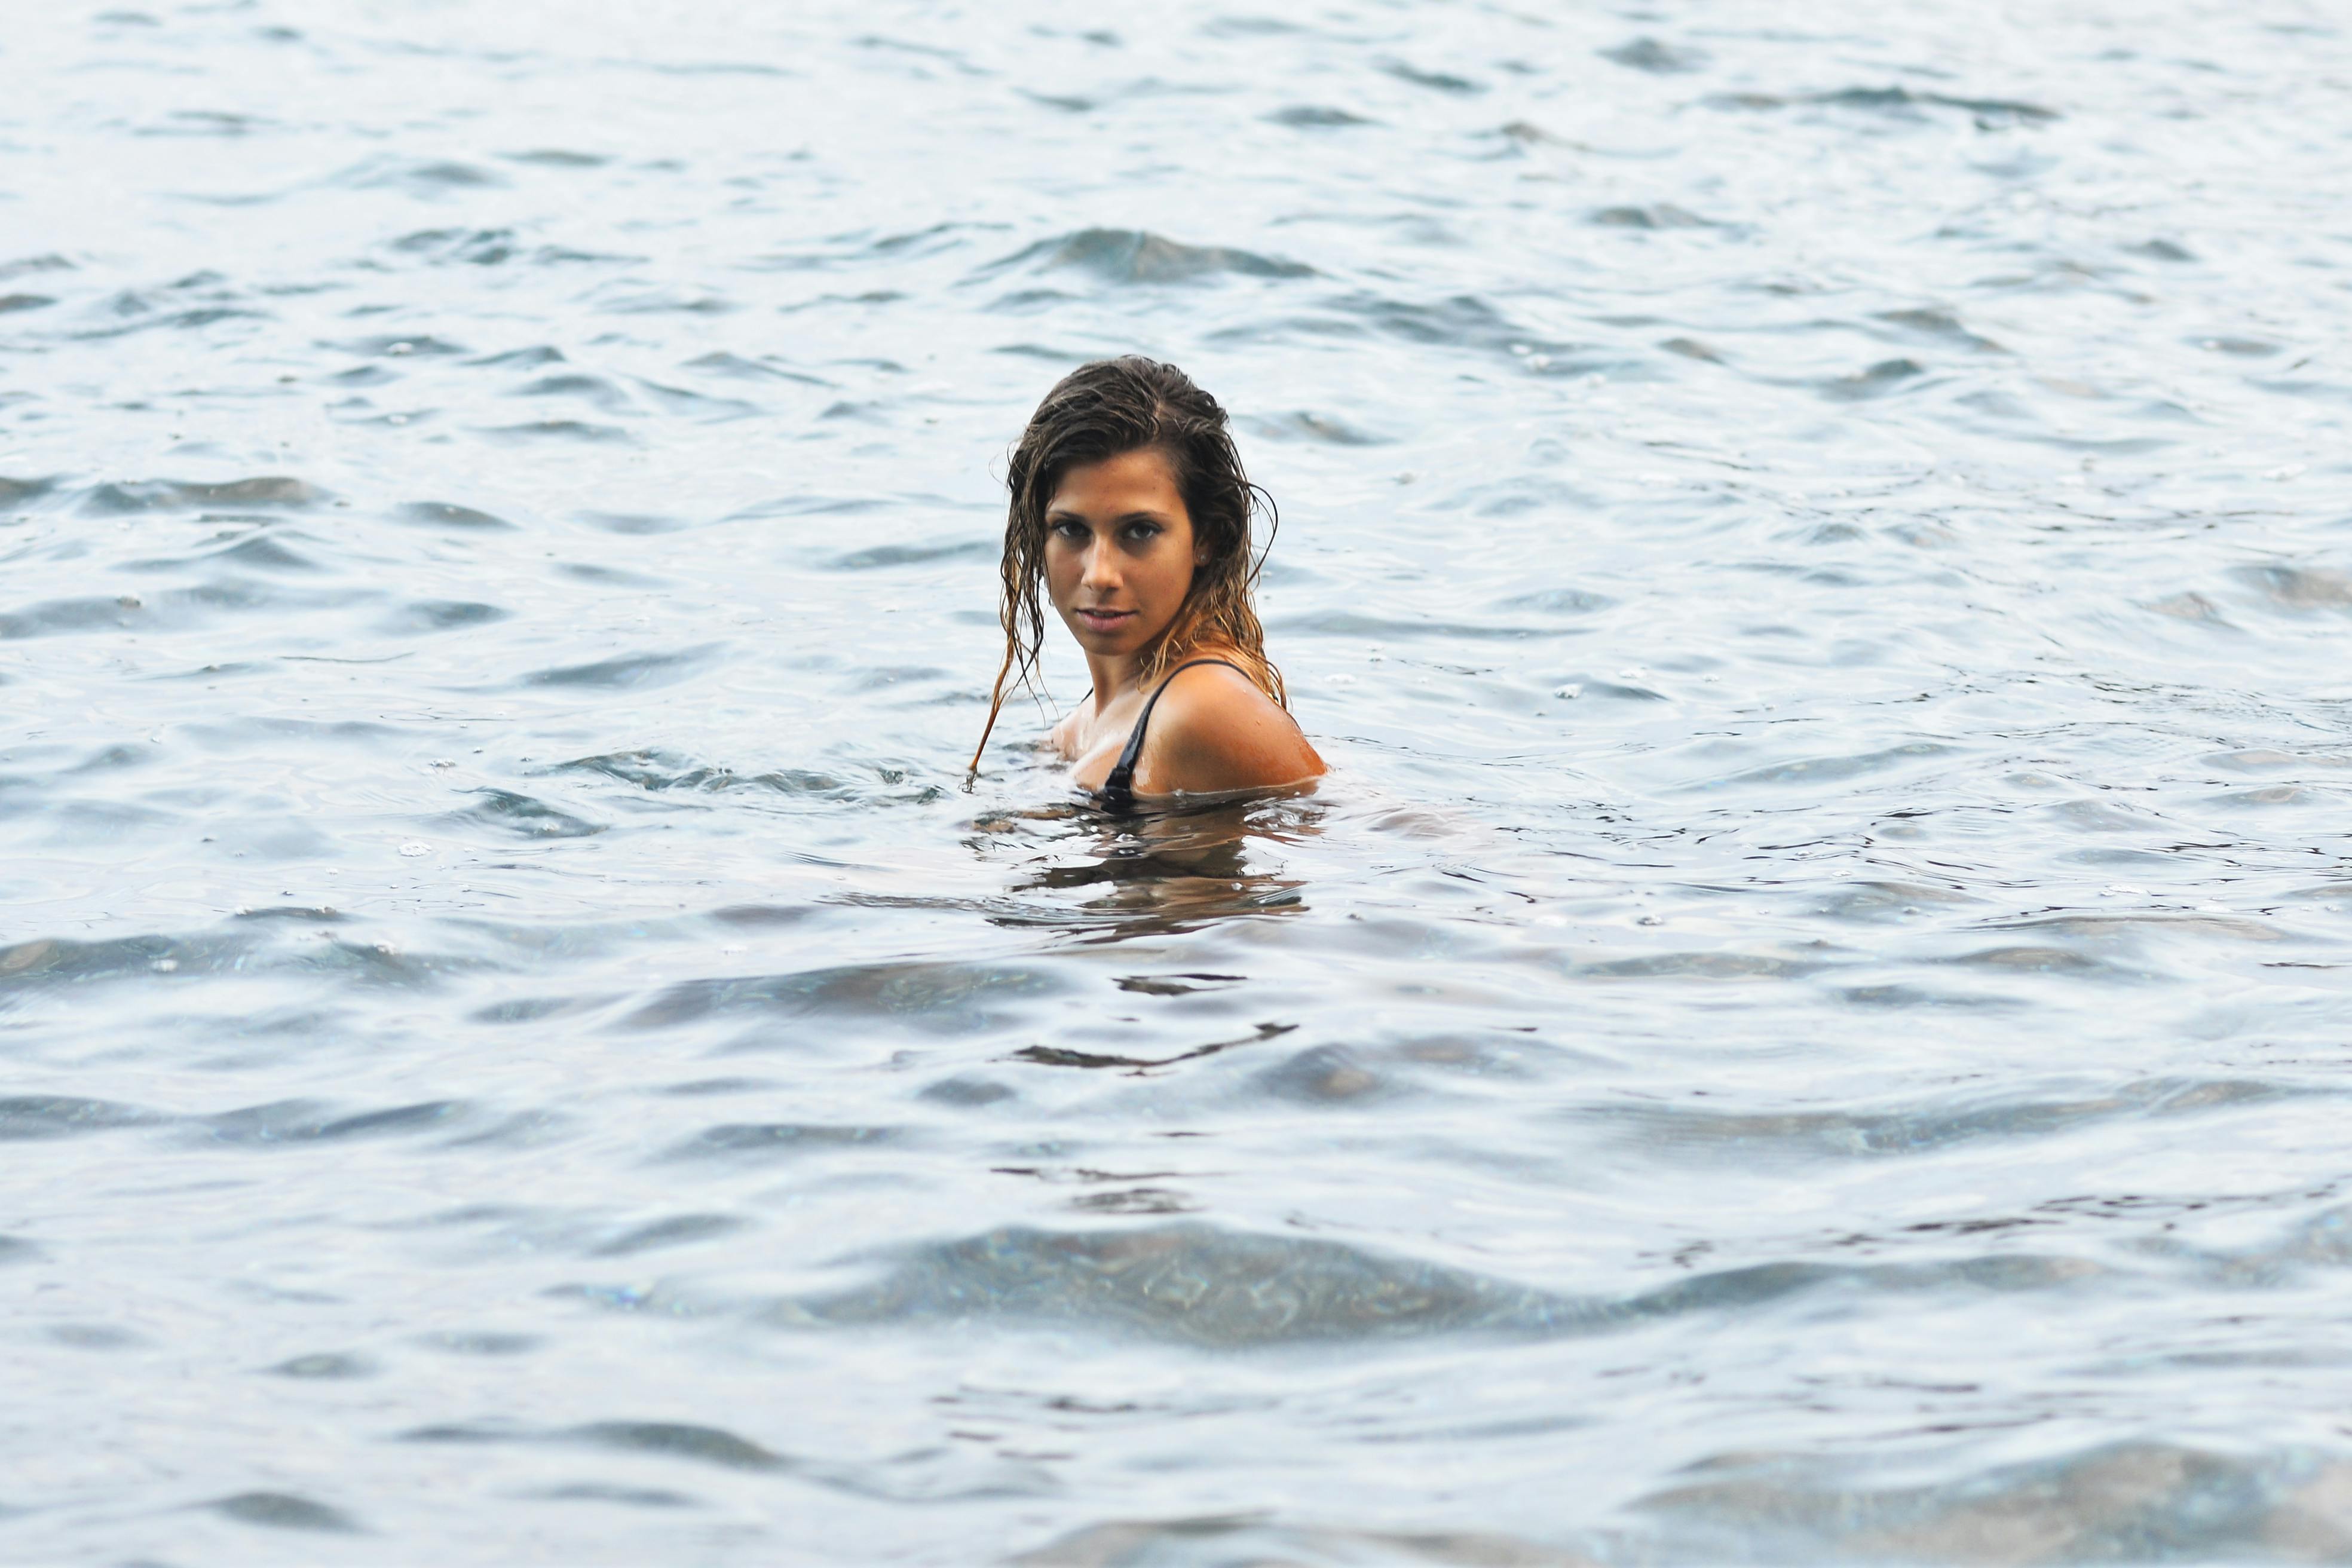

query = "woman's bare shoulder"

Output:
[[1137, 660, 1323, 795]]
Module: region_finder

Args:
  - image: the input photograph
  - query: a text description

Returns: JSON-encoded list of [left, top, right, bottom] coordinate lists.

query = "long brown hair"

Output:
[[968, 357, 1284, 771]]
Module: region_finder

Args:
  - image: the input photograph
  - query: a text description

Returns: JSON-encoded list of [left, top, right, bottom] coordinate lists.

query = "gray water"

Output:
[[7, 1, 2352, 1562]]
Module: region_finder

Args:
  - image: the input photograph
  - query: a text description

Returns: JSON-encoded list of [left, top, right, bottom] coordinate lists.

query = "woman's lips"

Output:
[[1074, 607, 1136, 632]]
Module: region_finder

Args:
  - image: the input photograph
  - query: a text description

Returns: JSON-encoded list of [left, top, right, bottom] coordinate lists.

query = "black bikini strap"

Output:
[[1098, 658, 1246, 810]]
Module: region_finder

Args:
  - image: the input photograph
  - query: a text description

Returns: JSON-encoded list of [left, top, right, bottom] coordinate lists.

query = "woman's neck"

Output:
[[1083, 647, 1151, 712]]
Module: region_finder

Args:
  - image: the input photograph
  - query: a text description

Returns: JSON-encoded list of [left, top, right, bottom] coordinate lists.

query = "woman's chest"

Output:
[[1056, 700, 1145, 792]]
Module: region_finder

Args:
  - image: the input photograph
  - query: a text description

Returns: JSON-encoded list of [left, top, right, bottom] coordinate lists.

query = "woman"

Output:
[[969, 357, 1324, 811]]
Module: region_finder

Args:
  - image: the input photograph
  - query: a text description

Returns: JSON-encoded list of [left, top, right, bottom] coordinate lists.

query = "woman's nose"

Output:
[[1080, 538, 1119, 588]]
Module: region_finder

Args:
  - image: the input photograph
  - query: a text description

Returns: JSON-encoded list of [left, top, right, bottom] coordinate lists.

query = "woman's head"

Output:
[[972, 357, 1282, 765], [1038, 445, 1203, 666]]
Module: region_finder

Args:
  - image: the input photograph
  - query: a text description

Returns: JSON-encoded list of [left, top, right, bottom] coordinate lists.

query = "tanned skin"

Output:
[[1043, 448, 1323, 799]]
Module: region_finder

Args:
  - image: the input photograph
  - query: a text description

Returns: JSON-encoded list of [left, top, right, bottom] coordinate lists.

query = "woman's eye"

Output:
[[1123, 522, 1162, 543]]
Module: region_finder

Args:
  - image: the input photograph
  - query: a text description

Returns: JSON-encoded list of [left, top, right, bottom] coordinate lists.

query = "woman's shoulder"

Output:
[[1138, 654, 1322, 794]]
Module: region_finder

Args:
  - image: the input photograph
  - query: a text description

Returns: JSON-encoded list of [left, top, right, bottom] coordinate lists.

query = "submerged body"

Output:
[[977, 360, 1324, 809], [1043, 449, 1321, 806], [1054, 655, 1321, 807]]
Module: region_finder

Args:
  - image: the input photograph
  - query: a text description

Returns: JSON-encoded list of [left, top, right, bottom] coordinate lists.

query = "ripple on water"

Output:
[[626, 960, 1062, 1034], [1265, 104, 1377, 128], [390, 503, 514, 534], [825, 537, 994, 569], [343, 156, 506, 192], [1587, 1076, 2307, 1161], [1639, 1442, 2352, 1563], [0, 595, 143, 639], [0, 931, 261, 990], [518, 644, 722, 690], [778, 1223, 2106, 1350], [78, 475, 323, 513], [589, 1213, 749, 1257], [977, 228, 1316, 287], [437, 787, 602, 839], [404, 1419, 795, 1480], [513, 371, 636, 414], [1708, 84, 2060, 125], [1588, 203, 1724, 231], [328, 333, 467, 359], [1013, 1517, 1600, 1566], [661, 1123, 902, 1163], [269, 1350, 379, 1379], [1241, 409, 1391, 446], [684, 349, 829, 385], [0, 1095, 162, 1140], [381, 598, 509, 632], [128, 531, 323, 574], [547, 748, 846, 797], [200, 1098, 469, 1146], [571, 509, 689, 535], [204, 1492, 363, 1533], [387, 226, 523, 266], [479, 418, 633, 444], [1599, 36, 1710, 74], [2235, 563, 2352, 611], [9, 5, 2352, 1561]]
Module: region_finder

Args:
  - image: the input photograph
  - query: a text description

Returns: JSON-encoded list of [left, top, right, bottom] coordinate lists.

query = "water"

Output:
[[6, 1, 2352, 1560]]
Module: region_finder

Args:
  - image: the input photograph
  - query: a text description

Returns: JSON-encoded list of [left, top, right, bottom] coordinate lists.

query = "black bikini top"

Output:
[[1091, 658, 1245, 816]]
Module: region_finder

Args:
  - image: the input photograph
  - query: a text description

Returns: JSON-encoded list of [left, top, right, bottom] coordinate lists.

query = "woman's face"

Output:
[[1043, 447, 1205, 662]]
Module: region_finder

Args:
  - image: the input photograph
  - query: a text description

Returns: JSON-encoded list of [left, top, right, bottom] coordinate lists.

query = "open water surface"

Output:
[[7, 1, 2352, 1561]]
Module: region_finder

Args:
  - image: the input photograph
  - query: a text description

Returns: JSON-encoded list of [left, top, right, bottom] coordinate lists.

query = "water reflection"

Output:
[[969, 793, 1319, 942]]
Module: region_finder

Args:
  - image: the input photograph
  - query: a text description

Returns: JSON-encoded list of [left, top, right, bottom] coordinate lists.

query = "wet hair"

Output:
[[969, 356, 1284, 771]]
